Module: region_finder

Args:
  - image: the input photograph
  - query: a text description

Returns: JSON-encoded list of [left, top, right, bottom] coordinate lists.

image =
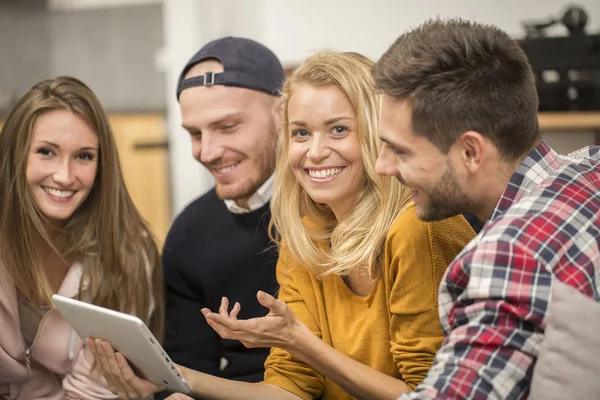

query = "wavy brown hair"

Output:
[[270, 51, 412, 279], [0, 76, 164, 340]]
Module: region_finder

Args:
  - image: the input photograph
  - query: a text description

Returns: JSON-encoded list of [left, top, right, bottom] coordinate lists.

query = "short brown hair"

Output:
[[373, 18, 540, 160]]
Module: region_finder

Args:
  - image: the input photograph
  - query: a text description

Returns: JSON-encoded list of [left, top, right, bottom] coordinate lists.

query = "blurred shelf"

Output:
[[3, 111, 600, 132], [538, 111, 600, 131]]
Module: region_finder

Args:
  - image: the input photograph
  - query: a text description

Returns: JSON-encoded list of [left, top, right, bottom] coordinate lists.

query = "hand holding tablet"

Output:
[[52, 294, 192, 395], [86, 338, 169, 398]]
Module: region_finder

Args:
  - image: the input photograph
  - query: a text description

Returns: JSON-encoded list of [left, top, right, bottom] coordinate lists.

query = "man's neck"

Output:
[[235, 198, 250, 210], [224, 173, 275, 214], [475, 180, 509, 222], [476, 155, 528, 222], [470, 140, 541, 222]]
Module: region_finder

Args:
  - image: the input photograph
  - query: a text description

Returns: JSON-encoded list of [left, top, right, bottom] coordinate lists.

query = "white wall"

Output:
[[261, 0, 600, 66], [161, 0, 600, 217]]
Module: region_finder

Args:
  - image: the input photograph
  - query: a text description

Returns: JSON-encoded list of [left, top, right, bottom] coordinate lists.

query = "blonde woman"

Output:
[[0, 76, 164, 399], [88, 51, 475, 400]]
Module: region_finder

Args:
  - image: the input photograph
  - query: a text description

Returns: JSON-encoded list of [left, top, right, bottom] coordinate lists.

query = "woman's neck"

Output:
[[36, 230, 71, 294], [343, 269, 377, 297]]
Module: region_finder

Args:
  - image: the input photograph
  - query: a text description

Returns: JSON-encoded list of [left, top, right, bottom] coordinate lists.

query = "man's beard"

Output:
[[418, 163, 471, 222], [215, 128, 277, 202]]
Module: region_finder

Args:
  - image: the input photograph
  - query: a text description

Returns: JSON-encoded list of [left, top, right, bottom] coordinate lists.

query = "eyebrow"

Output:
[[379, 137, 410, 152], [182, 112, 247, 132], [378, 136, 394, 146], [289, 116, 354, 127], [36, 140, 98, 151]]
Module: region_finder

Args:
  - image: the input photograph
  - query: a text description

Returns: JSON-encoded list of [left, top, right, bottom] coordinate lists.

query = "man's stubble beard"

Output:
[[418, 162, 472, 222], [214, 127, 277, 202]]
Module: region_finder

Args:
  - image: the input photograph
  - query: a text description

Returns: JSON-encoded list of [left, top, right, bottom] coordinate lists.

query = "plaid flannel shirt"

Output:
[[400, 141, 600, 400]]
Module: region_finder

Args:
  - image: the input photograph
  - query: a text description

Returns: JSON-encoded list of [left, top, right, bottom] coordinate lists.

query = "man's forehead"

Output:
[[378, 115, 419, 150], [180, 83, 267, 107], [382, 95, 412, 113], [180, 88, 259, 127]]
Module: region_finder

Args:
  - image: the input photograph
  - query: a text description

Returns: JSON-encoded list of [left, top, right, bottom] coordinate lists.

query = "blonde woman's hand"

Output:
[[86, 338, 165, 399], [202, 291, 301, 351]]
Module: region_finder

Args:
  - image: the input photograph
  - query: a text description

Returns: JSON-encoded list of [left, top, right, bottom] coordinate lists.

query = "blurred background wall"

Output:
[[1, 0, 599, 244], [0, 0, 164, 111]]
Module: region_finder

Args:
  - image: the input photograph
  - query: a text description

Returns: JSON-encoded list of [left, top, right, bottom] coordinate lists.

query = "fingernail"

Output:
[[201, 308, 209, 316]]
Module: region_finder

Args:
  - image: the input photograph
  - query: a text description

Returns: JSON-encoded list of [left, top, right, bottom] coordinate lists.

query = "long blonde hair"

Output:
[[270, 51, 412, 278], [0, 77, 164, 340]]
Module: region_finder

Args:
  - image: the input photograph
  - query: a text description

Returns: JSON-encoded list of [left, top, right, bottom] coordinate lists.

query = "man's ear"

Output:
[[458, 131, 485, 172], [270, 96, 284, 134]]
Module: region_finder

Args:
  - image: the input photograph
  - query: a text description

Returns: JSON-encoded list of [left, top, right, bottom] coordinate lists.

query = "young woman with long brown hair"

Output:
[[0, 76, 164, 399]]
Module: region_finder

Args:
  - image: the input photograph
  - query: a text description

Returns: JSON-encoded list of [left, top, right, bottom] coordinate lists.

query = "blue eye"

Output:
[[331, 125, 349, 136], [291, 129, 310, 139]]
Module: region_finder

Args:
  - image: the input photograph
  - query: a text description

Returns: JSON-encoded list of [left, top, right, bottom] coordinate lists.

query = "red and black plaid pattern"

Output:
[[400, 142, 600, 400]]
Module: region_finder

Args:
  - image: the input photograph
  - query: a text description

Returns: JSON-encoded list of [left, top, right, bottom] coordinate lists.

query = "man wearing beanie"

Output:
[[157, 37, 285, 398]]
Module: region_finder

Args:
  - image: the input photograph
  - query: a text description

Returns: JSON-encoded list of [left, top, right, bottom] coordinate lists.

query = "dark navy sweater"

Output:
[[157, 188, 279, 398]]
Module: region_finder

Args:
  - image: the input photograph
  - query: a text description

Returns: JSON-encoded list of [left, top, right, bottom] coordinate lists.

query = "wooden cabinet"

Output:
[[538, 112, 600, 132], [0, 113, 171, 248], [108, 114, 171, 247]]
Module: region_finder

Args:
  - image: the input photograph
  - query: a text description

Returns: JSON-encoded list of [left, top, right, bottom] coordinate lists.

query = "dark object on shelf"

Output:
[[519, 5, 600, 111]]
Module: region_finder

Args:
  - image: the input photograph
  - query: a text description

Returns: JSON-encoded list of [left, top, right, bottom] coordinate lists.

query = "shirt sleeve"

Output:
[[385, 210, 473, 390], [400, 239, 547, 400], [263, 248, 325, 400]]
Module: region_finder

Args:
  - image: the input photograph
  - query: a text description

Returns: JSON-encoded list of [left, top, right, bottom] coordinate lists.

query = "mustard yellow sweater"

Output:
[[263, 206, 475, 400]]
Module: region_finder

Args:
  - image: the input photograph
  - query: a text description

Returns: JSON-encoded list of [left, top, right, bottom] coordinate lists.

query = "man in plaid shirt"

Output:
[[374, 18, 600, 399]]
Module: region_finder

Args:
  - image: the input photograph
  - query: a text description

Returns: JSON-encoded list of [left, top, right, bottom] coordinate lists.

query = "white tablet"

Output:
[[52, 294, 192, 394]]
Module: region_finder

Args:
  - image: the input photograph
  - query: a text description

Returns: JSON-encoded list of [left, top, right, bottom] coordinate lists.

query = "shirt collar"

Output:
[[224, 174, 275, 214], [490, 141, 559, 221]]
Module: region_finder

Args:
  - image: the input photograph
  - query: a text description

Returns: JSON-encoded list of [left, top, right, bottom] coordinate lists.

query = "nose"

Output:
[[307, 134, 330, 162], [53, 159, 75, 186], [197, 132, 225, 164], [375, 147, 395, 177]]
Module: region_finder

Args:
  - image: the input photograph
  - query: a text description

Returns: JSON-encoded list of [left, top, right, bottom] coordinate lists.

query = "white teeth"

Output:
[[215, 164, 237, 174], [43, 187, 75, 198], [308, 168, 343, 179]]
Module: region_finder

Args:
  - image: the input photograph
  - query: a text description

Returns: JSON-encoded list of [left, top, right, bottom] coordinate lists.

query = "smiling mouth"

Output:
[[305, 167, 345, 180], [212, 162, 240, 175], [42, 186, 76, 199]]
